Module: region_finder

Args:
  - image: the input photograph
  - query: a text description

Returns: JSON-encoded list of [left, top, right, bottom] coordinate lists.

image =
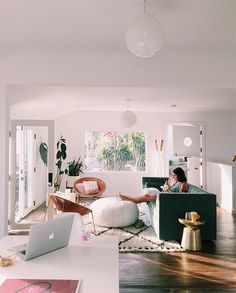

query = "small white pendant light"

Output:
[[125, 0, 164, 58], [120, 98, 137, 128]]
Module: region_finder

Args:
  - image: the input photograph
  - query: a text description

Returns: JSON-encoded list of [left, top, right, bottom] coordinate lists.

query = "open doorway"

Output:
[[9, 120, 54, 230], [165, 122, 206, 188]]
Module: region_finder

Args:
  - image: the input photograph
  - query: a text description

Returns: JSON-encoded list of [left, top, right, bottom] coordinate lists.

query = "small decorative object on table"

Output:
[[0, 249, 18, 267], [81, 229, 91, 242], [179, 215, 205, 251], [185, 211, 200, 222]]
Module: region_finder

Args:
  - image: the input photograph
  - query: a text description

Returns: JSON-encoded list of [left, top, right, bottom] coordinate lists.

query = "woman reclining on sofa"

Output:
[[118, 167, 189, 204]]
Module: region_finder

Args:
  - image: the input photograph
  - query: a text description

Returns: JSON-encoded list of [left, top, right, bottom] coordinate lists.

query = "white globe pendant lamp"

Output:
[[125, 0, 164, 58], [120, 99, 137, 128]]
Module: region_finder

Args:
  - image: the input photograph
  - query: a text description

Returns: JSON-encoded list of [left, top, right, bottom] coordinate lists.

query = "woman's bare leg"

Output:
[[118, 193, 156, 203]]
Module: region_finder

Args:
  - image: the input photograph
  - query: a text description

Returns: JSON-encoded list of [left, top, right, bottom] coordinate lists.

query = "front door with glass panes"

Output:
[[9, 122, 49, 230], [16, 126, 35, 220]]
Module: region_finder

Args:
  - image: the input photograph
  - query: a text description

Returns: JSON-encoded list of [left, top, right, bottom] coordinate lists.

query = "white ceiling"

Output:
[[0, 0, 235, 51], [9, 86, 236, 119], [2, 0, 235, 118]]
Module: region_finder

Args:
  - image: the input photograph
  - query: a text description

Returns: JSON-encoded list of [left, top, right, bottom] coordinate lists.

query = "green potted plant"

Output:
[[65, 157, 84, 188], [54, 136, 67, 192], [39, 142, 48, 166]]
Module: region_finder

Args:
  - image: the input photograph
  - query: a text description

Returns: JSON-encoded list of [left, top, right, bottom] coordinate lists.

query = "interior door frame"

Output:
[[9, 120, 54, 230], [18, 126, 36, 219], [165, 121, 206, 189]]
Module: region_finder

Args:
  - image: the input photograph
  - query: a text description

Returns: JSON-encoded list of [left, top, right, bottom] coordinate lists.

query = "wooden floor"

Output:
[[119, 207, 236, 292], [11, 205, 236, 292]]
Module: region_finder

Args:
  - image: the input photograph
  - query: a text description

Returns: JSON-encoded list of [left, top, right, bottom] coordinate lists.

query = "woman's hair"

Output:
[[172, 167, 187, 182]]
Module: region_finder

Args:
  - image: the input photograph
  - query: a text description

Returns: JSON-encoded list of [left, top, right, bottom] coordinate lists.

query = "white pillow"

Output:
[[75, 183, 85, 194], [142, 187, 160, 197], [83, 181, 99, 195]]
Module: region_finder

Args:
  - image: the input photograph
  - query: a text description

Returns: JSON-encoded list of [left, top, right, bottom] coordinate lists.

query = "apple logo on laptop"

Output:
[[49, 233, 54, 240]]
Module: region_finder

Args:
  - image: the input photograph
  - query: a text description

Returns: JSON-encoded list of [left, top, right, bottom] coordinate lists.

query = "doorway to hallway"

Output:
[[165, 122, 206, 188]]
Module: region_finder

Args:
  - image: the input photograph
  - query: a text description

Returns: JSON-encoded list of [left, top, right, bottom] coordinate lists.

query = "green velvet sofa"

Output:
[[142, 177, 217, 241]]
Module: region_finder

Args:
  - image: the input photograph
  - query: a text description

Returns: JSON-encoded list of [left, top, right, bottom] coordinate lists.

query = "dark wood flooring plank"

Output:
[[119, 207, 236, 292]]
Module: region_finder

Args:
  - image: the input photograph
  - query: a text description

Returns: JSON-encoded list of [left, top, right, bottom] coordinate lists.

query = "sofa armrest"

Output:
[[158, 193, 217, 240], [142, 177, 168, 190]]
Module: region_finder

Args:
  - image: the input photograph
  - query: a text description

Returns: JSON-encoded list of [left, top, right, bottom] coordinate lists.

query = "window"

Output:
[[85, 131, 146, 172]]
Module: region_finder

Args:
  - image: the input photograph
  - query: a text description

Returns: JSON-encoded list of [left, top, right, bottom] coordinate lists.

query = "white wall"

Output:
[[0, 48, 235, 236], [0, 89, 8, 237], [54, 111, 166, 195], [167, 112, 236, 164], [207, 162, 222, 204], [54, 110, 236, 195], [2, 49, 235, 87], [207, 162, 236, 213]]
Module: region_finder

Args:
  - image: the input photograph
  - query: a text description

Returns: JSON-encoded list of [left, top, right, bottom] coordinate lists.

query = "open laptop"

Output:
[[15, 214, 74, 261]]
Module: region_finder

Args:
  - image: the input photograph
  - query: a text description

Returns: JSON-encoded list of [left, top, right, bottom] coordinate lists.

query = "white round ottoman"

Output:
[[90, 197, 139, 228]]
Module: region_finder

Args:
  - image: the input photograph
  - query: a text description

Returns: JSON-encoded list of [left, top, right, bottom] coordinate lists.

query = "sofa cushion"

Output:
[[83, 181, 99, 195], [75, 183, 85, 194], [142, 187, 159, 196], [188, 184, 208, 194]]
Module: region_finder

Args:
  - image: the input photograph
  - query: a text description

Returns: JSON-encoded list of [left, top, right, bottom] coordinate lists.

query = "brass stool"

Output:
[[179, 219, 205, 251]]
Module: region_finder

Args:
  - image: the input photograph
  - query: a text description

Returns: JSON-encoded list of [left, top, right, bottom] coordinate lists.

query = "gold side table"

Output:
[[179, 218, 205, 251]]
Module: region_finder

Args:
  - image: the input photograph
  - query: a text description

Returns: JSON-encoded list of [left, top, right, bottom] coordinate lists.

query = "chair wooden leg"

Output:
[[90, 211, 96, 234], [43, 196, 51, 222], [43, 209, 47, 222], [43, 195, 54, 221]]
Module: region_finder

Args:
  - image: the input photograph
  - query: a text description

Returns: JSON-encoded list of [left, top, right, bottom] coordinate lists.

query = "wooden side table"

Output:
[[179, 218, 205, 251]]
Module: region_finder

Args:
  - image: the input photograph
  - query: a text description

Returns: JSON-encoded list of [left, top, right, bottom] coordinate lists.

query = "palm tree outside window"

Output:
[[84, 131, 146, 172]]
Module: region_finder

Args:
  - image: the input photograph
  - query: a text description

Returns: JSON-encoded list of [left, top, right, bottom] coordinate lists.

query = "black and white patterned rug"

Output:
[[84, 213, 183, 253]]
